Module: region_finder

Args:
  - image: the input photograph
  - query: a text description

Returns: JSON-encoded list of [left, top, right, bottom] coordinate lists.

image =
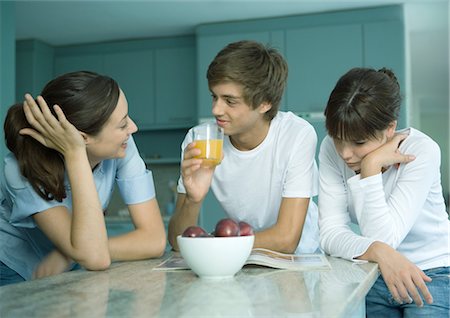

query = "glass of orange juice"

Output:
[[192, 122, 224, 166]]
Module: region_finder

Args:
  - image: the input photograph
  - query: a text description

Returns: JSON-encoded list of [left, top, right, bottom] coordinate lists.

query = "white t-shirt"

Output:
[[318, 128, 450, 270], [178, 111, 320, 253]]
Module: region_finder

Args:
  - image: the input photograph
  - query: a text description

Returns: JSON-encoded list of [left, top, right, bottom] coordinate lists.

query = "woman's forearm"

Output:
[[65, 150, 110, 269]]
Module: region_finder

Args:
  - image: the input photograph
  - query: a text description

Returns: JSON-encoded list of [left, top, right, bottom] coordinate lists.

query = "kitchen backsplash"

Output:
[[106, 163, 180, 218]]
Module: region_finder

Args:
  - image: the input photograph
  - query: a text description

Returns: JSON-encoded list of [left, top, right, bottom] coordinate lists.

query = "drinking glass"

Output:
[[191, 122, 224, 166]]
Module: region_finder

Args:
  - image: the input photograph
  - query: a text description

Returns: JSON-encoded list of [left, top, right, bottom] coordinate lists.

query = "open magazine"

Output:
[[153, 248, 331, 271]]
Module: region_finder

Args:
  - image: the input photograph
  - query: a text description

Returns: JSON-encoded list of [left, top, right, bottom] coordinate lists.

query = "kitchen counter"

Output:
[[0, 253, 378, 317]]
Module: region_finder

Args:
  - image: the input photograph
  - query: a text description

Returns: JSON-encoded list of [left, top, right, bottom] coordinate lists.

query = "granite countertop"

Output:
[[0, 253, 378, 317]]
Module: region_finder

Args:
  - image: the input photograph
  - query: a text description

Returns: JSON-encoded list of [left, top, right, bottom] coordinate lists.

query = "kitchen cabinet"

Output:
[[196, 5, 405, 121], [154, 46, 197, 128], [54, 53, 103, 76], [53, 36, 196, 130], [363, 20, 406, 127], [16, 39, 54, 101], [285, 24, 363, 113], [103, 50, 156, 128]]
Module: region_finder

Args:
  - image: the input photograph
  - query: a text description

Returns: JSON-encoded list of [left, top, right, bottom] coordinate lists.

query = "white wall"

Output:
[[405, 2, 449, 207]]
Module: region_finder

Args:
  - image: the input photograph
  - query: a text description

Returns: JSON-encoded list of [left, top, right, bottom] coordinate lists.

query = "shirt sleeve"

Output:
[[318, 136, 375, 260], [346, 135, 441, 248], [282, 123, 319, 198], [3, 154, 66, 228], [115, 136, 156, 204]]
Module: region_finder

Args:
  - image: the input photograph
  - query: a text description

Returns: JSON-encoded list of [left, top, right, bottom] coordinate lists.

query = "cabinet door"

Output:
[[104, 50, 155, 129], [16, 40, 54, 101], [196, 32, 271, 119], [16, 47, 35, 99], [155, 46, 196, 128], [364, 21, 406, 128], [54, 53, 104, 76], [286, 24, 363, 113]]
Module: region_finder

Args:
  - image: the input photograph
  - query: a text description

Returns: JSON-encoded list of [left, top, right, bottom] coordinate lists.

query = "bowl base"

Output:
[[199, 275, 235, 280]]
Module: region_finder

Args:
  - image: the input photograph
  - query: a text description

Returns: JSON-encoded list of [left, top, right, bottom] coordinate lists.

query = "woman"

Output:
[[0, 71, 166, 286], [319, 67, 449, 317]]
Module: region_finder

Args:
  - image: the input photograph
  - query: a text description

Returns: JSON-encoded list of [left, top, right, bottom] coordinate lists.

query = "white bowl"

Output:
[[177, 235, 254, 279]]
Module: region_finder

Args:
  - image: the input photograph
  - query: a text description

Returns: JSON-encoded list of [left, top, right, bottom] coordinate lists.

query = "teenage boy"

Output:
[[168, 40, 319, 254]]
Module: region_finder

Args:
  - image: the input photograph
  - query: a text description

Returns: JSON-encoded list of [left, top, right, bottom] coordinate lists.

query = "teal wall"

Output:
[[0, 2, 15, 160]]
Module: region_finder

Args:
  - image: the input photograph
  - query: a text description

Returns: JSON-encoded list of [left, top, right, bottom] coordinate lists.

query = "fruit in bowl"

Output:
[[214, 218, 240, 237], [177, 218, 255, 279], [182, 226, 210, 237]]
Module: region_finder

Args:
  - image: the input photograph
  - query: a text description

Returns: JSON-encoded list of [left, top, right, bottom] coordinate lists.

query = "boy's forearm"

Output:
[[168, 195, 203, 250]]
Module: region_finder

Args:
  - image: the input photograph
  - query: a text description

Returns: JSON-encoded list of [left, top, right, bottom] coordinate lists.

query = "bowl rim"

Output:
[[177, 234, 255, 240]]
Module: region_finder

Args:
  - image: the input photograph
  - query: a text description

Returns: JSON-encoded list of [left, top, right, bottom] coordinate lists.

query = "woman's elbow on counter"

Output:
[[80, 254, 111, 271], [140, 232, 167, 259], [153, 236, 167, 258]]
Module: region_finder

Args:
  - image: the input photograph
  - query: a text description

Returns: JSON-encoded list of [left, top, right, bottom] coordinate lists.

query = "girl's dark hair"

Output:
[[207, 40, 288, 121], [324, 67, 401, 141], [4, 71, 120, 202]]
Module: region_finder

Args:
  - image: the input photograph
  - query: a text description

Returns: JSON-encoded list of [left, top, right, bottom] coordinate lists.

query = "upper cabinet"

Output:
[[103, 49, 156, 128], [154, 46, 196, 127], [53, 36, 197, 130], [16, 39, 54, 102], [196, 5, 406, 127], [16, 5, 407, 132], [285, 24, 363, 113]]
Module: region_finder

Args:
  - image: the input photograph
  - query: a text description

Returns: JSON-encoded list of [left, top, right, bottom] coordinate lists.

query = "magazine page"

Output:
[[153, 254, 189, 271], [245, 248, 331, 271], [153, 249, 331, 271]]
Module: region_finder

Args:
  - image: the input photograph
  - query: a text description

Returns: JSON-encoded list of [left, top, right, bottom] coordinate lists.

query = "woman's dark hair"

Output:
[[324, 67, 401, 141], [4, 71, 120, 202], [207, 40, 288, 121]]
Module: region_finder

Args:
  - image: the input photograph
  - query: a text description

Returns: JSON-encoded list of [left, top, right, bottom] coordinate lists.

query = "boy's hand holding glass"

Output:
[[191, 122, 224, 166]]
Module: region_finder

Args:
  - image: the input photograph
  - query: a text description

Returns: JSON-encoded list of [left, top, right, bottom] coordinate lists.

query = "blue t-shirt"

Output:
[[0, 136, 155, 280]]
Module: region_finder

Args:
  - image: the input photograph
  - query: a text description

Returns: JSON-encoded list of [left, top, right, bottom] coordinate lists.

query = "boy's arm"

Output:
[[253, 197, 310, 254], [168, 193, 203, 251], [168, 140, 216, 250]]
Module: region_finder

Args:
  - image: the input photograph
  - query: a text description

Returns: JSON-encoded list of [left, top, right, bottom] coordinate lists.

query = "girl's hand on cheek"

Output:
[[361, 134, 415, 177]]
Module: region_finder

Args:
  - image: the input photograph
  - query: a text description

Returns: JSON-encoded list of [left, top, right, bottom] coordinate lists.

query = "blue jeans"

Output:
[[0, 261, 25, 286], [366, 266, 450, 318]]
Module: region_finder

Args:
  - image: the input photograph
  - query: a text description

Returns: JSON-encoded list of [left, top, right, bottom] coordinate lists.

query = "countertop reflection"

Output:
[[0, 252, 378, 318]]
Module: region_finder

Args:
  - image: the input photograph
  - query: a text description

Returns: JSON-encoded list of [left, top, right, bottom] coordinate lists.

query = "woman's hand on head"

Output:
[[20, 94, 86, 156]]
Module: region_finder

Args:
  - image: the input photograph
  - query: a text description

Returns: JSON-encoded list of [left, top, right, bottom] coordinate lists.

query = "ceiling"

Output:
[[14, 0, 443, 46]]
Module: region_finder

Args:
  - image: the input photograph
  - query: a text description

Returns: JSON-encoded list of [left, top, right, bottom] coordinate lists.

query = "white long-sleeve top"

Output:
[[318, 128, 450, 270]]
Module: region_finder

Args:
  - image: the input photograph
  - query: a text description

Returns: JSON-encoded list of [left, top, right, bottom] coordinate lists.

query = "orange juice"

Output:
[[194, 139, 223, 166]]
